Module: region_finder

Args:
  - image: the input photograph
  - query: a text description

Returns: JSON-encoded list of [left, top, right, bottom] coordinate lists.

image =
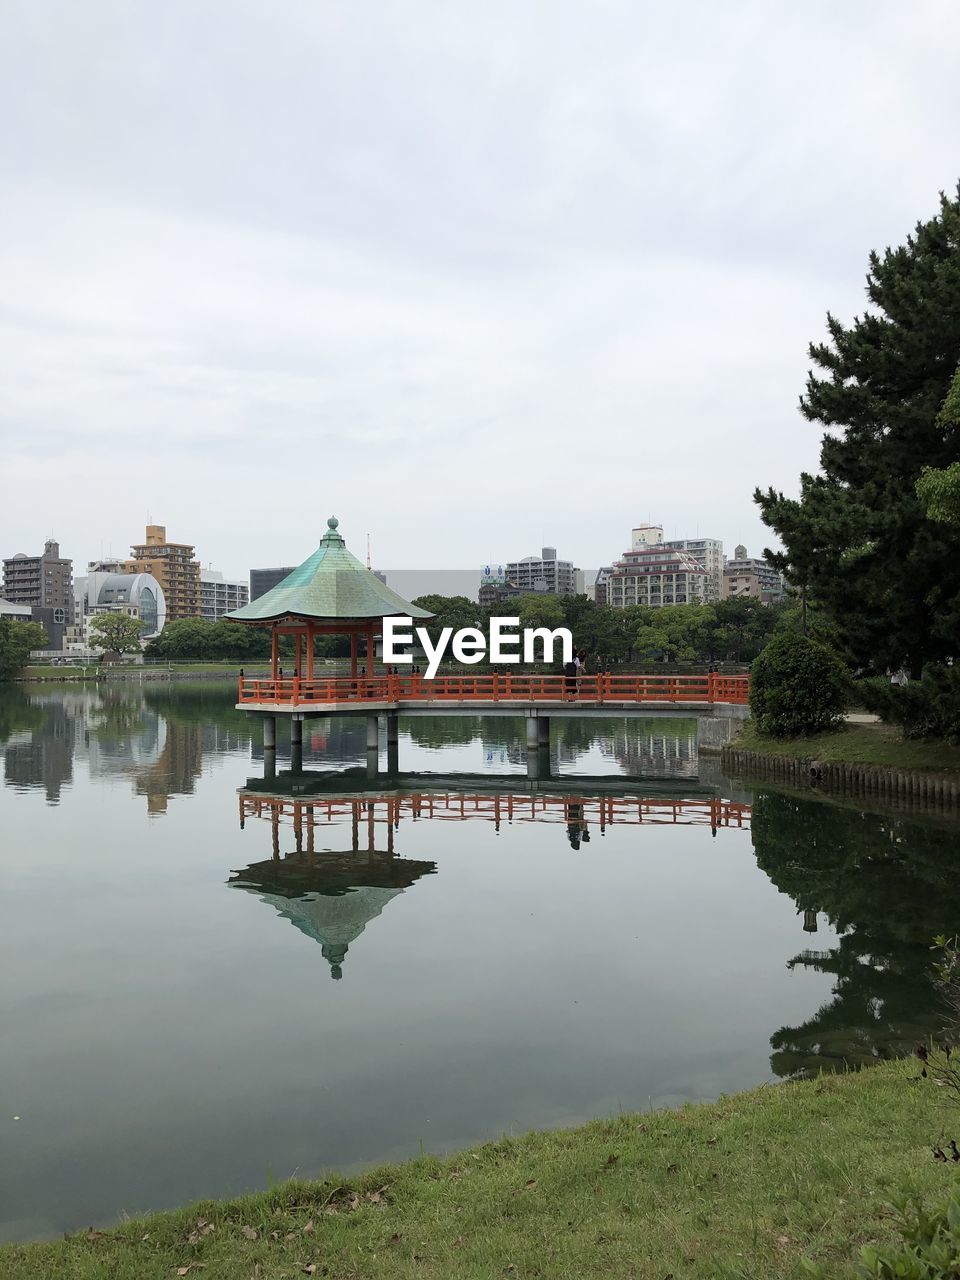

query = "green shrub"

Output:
[[749, 632, 848, 737], [803, 1185, 960, 1278], [859, 667, 960, 744]]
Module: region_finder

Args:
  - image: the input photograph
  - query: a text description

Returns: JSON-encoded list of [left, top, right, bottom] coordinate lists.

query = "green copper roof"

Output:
[[226, 517, 433, 624]]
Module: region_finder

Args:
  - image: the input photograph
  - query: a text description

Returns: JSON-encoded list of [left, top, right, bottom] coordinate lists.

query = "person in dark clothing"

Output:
[[563, 657, 578, 699]]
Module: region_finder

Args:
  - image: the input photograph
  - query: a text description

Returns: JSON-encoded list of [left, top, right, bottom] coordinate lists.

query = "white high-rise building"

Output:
[[200, 570, 249, 621], [661, 537, 725, 602]]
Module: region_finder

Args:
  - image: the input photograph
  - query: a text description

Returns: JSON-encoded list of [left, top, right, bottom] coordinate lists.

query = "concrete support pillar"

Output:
[[697, 716, 734, 753], [291, 717, 303, 746], [367, 714, 379, 750], [366, 747, 379, 779], [527, 745, 551, 780], [386, 713, 399, 744], [262, 715, 276, 751], [262, 753, 276, 783], [290, 742, 303, 775], [538, 716, 550, 747], [526, 715, 540, 750], [386, 738, 399, 776]]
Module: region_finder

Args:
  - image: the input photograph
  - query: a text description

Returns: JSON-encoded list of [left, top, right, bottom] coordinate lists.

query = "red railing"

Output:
[[240, 792, 752, 830], [237, 671, 749, 707]]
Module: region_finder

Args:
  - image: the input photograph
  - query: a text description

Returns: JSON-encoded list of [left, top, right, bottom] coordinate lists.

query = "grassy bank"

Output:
[[2, 1061, 954, 1280], [732, 718, 960, 773]]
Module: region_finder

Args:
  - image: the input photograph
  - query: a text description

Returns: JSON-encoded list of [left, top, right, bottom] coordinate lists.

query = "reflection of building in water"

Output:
[[233, 796, 436, 979], [601, 722, 698, 779], [2, 695, 77, 802], [1, 686, 249, 813]]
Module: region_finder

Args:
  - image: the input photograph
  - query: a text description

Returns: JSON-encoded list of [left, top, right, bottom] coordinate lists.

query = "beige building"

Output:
[[125, 525, 201, 621], [722, 545, 785, 605]]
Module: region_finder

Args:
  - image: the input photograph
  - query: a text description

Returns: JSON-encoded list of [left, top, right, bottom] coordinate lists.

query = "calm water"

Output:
[[2, 681, 958, 1242]]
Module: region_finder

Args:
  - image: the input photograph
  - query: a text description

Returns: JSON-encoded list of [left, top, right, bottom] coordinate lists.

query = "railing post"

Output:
[[708, 671, 716, 703]]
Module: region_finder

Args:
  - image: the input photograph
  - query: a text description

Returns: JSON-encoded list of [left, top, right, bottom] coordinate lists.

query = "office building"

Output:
[[250, 566, 296, 602], [2, 539, 73, 624], [504, 546, 581, 596], [722, 545, 785, 605], [201, 569, 250, 621], [125, 525, 200, 621]]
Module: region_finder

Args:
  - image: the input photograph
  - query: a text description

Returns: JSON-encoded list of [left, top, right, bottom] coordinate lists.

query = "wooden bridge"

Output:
[[238, 671, 749, 710], [238, 670, 751, 760], [239, 790, 752, 864]]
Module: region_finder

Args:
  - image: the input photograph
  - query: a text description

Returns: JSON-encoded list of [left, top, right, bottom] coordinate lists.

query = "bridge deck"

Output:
[[238, 672, 749, 714]]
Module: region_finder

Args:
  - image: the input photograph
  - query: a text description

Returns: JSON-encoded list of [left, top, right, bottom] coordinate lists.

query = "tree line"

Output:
[[135, 593, 814, 667]]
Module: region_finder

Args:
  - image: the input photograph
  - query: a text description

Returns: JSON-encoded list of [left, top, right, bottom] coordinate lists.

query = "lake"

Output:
[[1, 680, 957, 1242]]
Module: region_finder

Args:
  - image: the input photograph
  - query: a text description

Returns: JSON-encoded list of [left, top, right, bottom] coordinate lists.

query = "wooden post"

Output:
[[307, 622, 314, 680], [350, 631, 358, 679], [271, 626, 278, 679], [367, 627, 375, 678]]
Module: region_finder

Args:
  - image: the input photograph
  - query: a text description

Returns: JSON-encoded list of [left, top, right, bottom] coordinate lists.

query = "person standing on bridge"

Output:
[[563, 655, 578, 700], [575, 649, 588, 692]]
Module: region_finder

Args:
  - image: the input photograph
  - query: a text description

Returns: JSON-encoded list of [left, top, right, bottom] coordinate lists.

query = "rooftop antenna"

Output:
[[366, 533, 372, 570]]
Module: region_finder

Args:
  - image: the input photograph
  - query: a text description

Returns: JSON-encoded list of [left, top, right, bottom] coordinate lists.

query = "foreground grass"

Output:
[[732, 719, 960, 773], [2, 1061, 956, 1280]]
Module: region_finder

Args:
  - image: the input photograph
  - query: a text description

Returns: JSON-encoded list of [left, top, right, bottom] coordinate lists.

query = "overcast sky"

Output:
[[2, 1, 959, 582]]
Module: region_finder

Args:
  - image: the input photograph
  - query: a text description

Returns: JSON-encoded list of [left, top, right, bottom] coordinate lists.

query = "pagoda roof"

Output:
[[226, 517, 433, 624]]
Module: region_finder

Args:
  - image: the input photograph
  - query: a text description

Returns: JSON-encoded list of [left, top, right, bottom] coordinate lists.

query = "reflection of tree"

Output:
[[752, 790, 960, 1077], [2, 694, 76, 802], [89, 691, 147, 742], [0, 688, 44, 743], [406, 716, 487, 749]]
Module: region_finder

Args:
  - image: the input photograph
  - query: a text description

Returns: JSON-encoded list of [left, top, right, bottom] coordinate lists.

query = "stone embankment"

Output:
[[722, 744, 960, 809]]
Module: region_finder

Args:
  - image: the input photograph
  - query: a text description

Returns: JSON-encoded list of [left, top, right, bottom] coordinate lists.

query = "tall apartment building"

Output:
[[626, 526, 724, 602], [125, 525, 200, 621], [505, 546, 582, 596], [249, 566, 296, 602], [2, 539, 73, 624], [662, 538, 724, 602], [722, 545, 785, 605], [606, 535, 707, 609], [201, 569, 250, 620]]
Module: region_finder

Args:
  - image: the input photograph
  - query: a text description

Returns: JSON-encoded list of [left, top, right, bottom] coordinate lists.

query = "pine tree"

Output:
[[755, 187, 960, 676]]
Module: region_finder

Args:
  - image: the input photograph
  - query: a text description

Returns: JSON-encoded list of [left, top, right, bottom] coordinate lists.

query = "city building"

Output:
[[478, 580, 525, 608], [662, 537, 724, 602], [606, 535, 708, 609], [69, 569, 167, 651], [628, 526, 724, 602], [200, 569, 249, 621], [2, 539, 74, 624], [125, 525, 200, 621], [249, 566, 296, 602], [722, 545, 785, 605], [504, 546, 582, 596]]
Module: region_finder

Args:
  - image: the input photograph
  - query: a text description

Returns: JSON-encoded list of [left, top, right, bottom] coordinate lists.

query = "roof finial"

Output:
[[327, 516, 339, 532]]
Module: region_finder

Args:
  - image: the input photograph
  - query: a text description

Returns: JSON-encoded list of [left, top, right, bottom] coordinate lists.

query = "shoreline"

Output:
[[723, 722, 960, 811], [0, 1059, 949, 1278]]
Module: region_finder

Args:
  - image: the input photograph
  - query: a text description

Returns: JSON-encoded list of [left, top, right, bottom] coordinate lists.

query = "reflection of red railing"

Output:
[[240, 792, 752, 831], [238, 672, 750, 707]]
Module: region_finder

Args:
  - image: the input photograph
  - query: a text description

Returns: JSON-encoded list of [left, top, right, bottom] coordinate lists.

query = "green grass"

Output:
[[732, 719, 960, 773], [2, 1060, 956, 1279]]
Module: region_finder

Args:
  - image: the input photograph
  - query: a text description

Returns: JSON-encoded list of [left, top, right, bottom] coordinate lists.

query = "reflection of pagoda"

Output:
[[231, 797, 435, 980]]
